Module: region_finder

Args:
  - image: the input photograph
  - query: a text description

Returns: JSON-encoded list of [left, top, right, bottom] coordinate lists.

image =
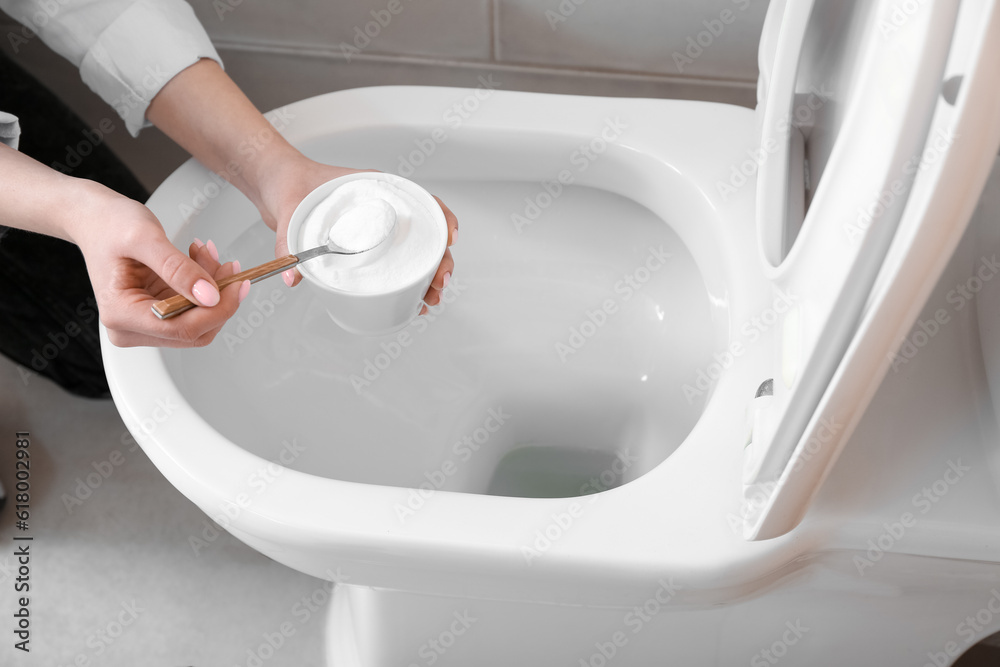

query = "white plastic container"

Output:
[[286, 172, 448, 335]]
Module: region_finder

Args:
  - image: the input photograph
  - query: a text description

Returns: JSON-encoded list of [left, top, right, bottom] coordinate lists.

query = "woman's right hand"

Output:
[[68, 180, 247, 348]]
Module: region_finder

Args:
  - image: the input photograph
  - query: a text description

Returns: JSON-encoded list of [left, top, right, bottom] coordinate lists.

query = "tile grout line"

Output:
[[491, 0, 501, 63], [212, 39, 758, 91]]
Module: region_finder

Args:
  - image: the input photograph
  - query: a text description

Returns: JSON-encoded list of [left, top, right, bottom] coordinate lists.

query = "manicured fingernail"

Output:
[[451, 228, 457, 245], [238, 279, 251, 303], [233, 259, 241, 273], [442, 272, 451, 289], [192, 279, 220, 307], [207, 239, 220, 262], [282, 269, 295, 287], [193, 238, 205, 248]]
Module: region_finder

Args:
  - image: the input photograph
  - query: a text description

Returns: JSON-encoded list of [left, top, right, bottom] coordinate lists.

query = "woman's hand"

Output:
[[147, 59, 459, 316], [253, 154, 459, 313], [0, 144, 247, 349], [68, 180, 246, 347]]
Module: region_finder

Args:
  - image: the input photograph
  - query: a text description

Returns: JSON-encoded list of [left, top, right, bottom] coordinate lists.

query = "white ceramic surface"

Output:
[[286, 172, 448, 336], [99, 0, 1000, 664]]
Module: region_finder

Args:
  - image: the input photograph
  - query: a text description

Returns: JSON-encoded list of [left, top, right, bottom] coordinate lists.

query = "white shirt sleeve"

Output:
[[0, 111, 20, 148], [0, 0, 222, 136]]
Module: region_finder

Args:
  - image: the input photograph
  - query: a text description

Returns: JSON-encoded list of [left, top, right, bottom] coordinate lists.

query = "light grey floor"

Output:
[[3, 314, 1000, 667], [0, 354, 326, 666]]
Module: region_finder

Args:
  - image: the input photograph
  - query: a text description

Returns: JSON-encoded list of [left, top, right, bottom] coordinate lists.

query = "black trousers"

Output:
[[0, 52, 148, 399]]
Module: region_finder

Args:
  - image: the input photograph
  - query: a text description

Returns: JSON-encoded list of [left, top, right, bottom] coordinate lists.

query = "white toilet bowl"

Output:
[[102, 0, 1000, 664]]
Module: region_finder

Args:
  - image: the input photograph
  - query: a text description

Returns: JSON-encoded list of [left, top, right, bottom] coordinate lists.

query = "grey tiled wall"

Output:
[[193, 0, 494, 62], [190, 0, 767, 83], [495, 0, 766, 80], [0, 0, 768, 189]]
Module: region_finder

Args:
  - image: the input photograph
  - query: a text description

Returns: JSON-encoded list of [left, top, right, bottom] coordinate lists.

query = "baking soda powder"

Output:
[[298, 179, 444, 294]]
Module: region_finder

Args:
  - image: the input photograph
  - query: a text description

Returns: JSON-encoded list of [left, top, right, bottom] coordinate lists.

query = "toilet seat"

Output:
[[743, 0, 1000, 538], [100, 0, 1000, 606]]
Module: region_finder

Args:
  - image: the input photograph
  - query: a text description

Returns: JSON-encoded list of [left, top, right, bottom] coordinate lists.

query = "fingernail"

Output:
[[282, 269, 295, 287], [233, 259, 241, 273], [451, 228, 457, 245], [207, 239, 220, 262], [192, 279, 220, 307], [238, 280, 251, 304], [193, 238, 205, 248], [442, 272, 451, 289]]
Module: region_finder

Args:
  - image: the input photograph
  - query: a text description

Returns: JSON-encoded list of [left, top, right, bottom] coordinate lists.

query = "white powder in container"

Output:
[[298, 179, 445, 294], [328, 198, 396, 252]]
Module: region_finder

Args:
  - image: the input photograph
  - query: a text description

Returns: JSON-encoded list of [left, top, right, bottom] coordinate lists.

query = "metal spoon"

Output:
[[151, 202, 397, 320]]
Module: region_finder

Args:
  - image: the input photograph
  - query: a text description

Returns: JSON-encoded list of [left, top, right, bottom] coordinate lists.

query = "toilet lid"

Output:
[[743, 0, 1000, 539]]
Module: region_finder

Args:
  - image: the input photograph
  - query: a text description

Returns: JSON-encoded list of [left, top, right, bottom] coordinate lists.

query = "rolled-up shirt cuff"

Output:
[[79, 0, 222, 137], [0, 111, 20, 149]]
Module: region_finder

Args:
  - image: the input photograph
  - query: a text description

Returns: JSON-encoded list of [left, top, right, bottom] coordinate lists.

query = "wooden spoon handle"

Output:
[[151, 254, 300, 320]]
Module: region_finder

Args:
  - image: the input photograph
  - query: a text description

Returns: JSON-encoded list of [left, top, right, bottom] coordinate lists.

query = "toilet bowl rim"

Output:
[[101, 85, 787, 586]]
